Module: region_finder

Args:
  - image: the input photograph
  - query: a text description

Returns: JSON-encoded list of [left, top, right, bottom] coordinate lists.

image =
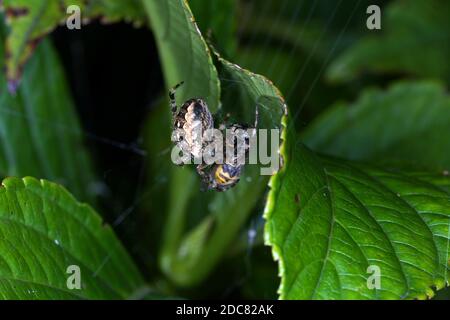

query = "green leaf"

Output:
[[302, 81, 450, 172], [264, 131, 450, 299], [0, 177, 144, 299], [85, 0, 146, 24], [143, 0, 220, 111], [327, 0, 450, 84], [0, 27, 96, 203], [0, 0, 145, 88], [406, 172, 450, 194]]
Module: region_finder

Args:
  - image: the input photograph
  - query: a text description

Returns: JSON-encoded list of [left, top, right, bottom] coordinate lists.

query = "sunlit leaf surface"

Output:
[[0, 177, 144, 299], [265, 131, 450, 299]]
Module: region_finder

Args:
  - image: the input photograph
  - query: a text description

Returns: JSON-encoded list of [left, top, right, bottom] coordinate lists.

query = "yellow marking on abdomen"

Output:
[[216, 167, 238, 185]]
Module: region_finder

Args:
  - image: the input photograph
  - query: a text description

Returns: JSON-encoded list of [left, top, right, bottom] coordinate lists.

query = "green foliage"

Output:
[[265, 135, 450, 299], [0, 177, 144, 299], [0, 0, 144, 88], [327, 0, 450, 84], [0, 27, 96, 204], [0, 0, 449, 300], [302, 81, 450, 172]]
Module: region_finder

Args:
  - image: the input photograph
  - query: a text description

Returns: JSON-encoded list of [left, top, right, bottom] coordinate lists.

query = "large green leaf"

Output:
[[302, 81, 450, 172], [0, 0, 145, 89], [143, 0, 220, 111], [0, 26, 96, 203], [0, 177, 144, 299], [327, 0, 450, 84], [265, 131, 450, 299]]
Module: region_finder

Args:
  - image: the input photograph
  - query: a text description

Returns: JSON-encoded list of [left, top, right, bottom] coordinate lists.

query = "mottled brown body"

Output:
[[172, 98, 214, 160]]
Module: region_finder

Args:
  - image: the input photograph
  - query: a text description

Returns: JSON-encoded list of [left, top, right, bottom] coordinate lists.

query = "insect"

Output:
[[204, 107, 259, 192], [207, 163, 242, 192], [169, 82, 258, 192]]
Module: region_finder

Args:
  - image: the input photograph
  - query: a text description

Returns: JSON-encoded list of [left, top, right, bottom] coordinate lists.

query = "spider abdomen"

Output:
[[173, 99, 214, 160]]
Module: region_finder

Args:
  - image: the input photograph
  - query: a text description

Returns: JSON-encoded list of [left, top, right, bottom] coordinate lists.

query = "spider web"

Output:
[[4, 0, 431, 300], [185, 0, 374, 298], [91, 0, 370, 298]]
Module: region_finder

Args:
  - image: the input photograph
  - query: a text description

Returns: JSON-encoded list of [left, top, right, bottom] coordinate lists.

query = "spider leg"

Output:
[[197, 163, 214, 191], [217, 112, 231, 131], [196, 163, 209, 181], [253, 104, 259, 137], [169, 81, 185, 115]]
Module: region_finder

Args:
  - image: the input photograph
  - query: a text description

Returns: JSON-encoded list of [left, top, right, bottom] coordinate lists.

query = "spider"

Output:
[[169, 81, 214, 174], [169, 82, 258, 192]]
